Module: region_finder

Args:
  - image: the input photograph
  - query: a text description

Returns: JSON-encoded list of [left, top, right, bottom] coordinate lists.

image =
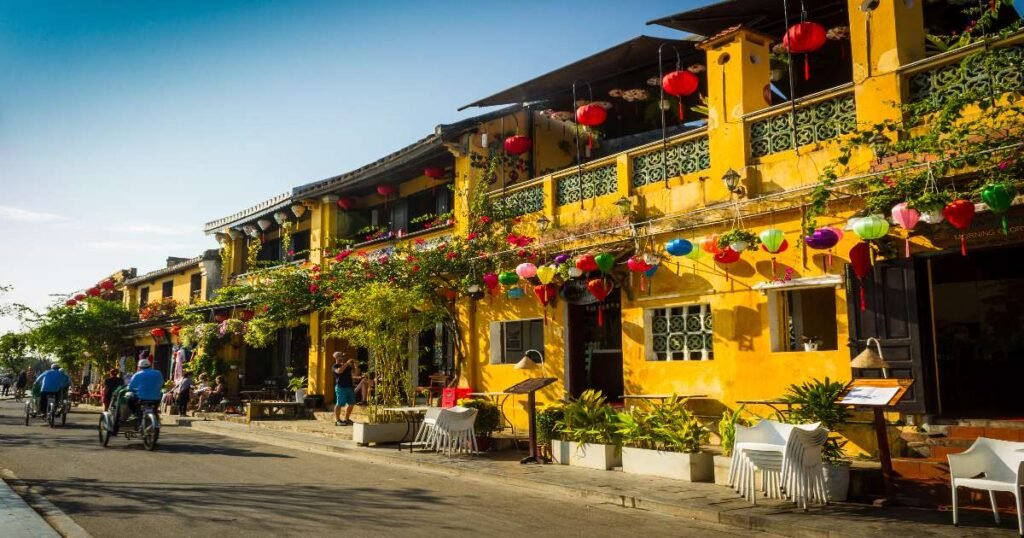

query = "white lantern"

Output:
[[243, 225, 259, 238], [567, 267, 584, 278], [919, 210, 944, 225], [273, 211, 288, 225], [257, 218, 272, 231], [291, 203, 307, 219]]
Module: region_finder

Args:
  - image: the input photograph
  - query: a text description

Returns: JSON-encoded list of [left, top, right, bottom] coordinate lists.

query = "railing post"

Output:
[[698, 27, 774, 201]]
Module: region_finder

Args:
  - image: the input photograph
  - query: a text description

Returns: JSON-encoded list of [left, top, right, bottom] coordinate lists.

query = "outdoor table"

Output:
[[382, 406, 430, 452], [735, 398, 792, 417], [468, 392, 515, 434]]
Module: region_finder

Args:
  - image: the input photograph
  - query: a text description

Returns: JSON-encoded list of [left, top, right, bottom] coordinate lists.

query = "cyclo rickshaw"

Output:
[[98, 385, 160, 450], [25, 384, 70, 428]]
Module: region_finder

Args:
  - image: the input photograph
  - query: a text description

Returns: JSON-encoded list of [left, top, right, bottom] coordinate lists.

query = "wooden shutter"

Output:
[[489, 322, 503, 364], [845, 258, 933, 413]]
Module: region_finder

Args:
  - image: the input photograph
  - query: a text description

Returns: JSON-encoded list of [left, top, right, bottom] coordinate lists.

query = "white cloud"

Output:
[[82, 240, 202, 251], [0, 205, 68, 223], [109, 223, 198, 236]]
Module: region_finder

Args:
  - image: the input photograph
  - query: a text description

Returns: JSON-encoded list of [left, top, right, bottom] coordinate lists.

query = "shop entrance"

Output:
[[929, 245, 1024, 417], [566, 286, 623, 403]]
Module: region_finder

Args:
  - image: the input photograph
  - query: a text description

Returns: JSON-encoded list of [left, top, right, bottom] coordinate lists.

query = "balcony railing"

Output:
[[630, 132, 710, 188], [746, 85, 856, 159], [903, 32, 1024, 105]]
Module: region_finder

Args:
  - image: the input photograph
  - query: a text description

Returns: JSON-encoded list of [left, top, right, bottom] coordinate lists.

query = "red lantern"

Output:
[[586, 278, 614, 327], [423, 166, 445, 180], [336, 197, 356, 211], [783, 21, 827, 80], [87, 287, 101, 297], [170, 325, 182, 336], [849, 243, 872, 312], [74, 293, 87, 301], [575, 104, 607, 150], [376, 185, 397, 197], [65, 299, 78, 307], [100, 279, 115, 290], [627, 256, 654, 292], [534, 283, 557, 306], [150, 328, 166, 340], [575, 254, 599, 273], [942, 199, 976, 256], [503, 135, 532, 156], [714, 247, 741, 264], [661, 70, 700, 121]]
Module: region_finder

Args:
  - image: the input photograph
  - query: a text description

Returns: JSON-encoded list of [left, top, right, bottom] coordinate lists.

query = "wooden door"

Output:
[[845, 258, 934, 413]]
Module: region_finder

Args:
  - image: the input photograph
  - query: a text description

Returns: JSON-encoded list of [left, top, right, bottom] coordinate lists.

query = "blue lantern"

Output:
[[665, 239, 693, 257], [644, 264, 659, 277], [507, 288, 525, 300]]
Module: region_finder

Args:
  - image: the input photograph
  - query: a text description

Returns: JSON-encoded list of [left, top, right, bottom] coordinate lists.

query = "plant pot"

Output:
[[352, 422, 413, 446], [622, 447, 713, 482], [714, 454, 733, 486], [803, 342, 819, 352], [294, 388, 306, 403], [568, 442, 621, 471], [551, 439, 571, 465], [823, 462, 851, 502], [729, 240, 749, 253], [475, 435, 492, 452]]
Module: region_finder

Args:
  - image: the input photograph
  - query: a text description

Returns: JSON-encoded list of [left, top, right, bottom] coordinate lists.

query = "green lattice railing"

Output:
[[749, 94, 857, 158], [908, 45, 1024, 104], [631, 135, 711, 188], [556, 164, 618, 206], [492, 185, 544, 219]]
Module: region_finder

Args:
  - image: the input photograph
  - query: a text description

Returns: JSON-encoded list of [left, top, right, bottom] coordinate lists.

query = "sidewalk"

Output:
[[180, 417, 1020, 537], [0, 476, 60, 538]]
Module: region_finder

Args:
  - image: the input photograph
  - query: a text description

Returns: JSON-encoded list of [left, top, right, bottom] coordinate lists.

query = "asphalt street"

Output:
[[0, 398, 768, 538]]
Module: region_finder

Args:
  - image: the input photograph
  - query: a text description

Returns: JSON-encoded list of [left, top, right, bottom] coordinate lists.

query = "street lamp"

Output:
[[722, 168, 745, 196], [870, 132, 890, 162]]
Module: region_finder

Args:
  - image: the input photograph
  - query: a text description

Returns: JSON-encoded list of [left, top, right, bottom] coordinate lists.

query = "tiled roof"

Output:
[[203, 191, 293, 234], [124, 250, 219, 286]]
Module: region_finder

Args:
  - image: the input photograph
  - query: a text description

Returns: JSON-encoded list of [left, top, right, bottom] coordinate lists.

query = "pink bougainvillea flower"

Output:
[[479, 216, 491, 224], [437, 242, 448, 250], [446, 251, 458, 260], [998, 160, 1010, 170], [414, 238, 426, 245], [308, 284, 319, 293], [411, 265, 420, 273], [466, 232, 479, 241], [288, 250, 295, 257], [311, 265, 321, 272], [882, 176, 895, 187]]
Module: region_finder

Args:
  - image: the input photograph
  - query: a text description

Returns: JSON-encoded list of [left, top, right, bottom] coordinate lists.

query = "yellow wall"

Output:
[[124, 265, 205, 311]]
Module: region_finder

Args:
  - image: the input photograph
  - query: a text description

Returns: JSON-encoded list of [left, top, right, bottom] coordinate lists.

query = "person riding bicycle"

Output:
[[126, 358, 164, 420], [33, 364, 70, 414]]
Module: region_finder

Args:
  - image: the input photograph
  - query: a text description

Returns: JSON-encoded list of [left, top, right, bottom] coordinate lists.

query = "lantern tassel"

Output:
[[804, 54, 810, 81], [827, 251, 833, 271], [675, 262, 680, 275], [587, 133, 594, 150], [905, 237, 911, 258], [859, 281, 867, 312], [1001, 215, 1009, 235], [771, 257, 777, 278], [961, 235, 967, 257], [678, 99, 684, 122], [597, 304, 604, 327], [640, 274, 647, 293]]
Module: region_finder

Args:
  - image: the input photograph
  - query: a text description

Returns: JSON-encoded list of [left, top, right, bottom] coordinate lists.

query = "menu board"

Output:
[[505, 377, 558, 394], [837, 379, 914, 407]]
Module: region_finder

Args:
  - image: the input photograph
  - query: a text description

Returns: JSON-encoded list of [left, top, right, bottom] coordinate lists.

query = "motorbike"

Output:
[[98, 389, 160, 450]]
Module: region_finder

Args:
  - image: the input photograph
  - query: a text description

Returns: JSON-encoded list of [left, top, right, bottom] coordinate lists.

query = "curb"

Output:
[[1, 469, 92, 538]]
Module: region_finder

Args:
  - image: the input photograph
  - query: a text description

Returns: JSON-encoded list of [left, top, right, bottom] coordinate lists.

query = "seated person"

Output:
[[355, 370, 375, 405], [196, 375, 227, 414], [33, 364, 70, 413], [127, 359, 165, 418]]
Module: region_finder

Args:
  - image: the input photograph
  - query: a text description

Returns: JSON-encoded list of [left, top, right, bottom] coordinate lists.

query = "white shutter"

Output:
[[643, 309, 657, 362], [489, 322, 503, 364]]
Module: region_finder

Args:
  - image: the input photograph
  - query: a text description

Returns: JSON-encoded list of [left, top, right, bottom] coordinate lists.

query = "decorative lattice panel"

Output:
[[492, 185, 544, 219], [556, 164, 618, 206], [750, 94, 857, 158], [909, 45, 1024, 104], [632, 136, 711, 188], [650, 304, 713, 361]]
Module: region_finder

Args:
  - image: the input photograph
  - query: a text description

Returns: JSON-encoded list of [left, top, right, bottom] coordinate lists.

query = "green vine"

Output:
[[246, 237, 262, 270]]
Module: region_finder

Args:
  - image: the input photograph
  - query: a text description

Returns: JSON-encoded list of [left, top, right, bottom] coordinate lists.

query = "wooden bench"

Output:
[[246, 401, 306, 421]]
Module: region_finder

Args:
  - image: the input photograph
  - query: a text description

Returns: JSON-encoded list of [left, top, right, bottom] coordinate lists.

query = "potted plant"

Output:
[[714, 404, 748, 486], [801, 336, 821, 352], [782, 378, 852, 501], [288, 376, 308, 404], [459, 398, 500, 451], [556, 390, 620, 470], [717, 229, 760, 253], [616, 396, 713, 481], [537, 404, 566, 463]]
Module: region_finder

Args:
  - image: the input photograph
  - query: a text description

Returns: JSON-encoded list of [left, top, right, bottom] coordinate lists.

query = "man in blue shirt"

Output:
[[127, 359, 164, 417], [33, 364, 70, 412]]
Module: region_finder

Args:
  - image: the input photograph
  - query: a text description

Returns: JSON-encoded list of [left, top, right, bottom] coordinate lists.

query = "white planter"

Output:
[[294, 388, 306, 403], [568, 442, 621, 470], [714, 454, 732, 486], [823, 462, 851, 502], [551, 439, 571, 465], [621, 447, 713, 482], [729, 240, 749, 253], [803, 342, 819, 352], [352, 422, 413, 446]]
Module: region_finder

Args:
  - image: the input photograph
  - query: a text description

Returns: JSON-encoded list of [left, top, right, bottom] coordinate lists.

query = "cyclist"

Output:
[[33, 364, 71, 415], [126, 359, 164, 419]]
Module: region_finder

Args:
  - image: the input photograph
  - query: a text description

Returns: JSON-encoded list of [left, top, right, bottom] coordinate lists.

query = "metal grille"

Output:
[[650, 304, 713, 361], [908, 45, 1024, 104], [492, 185, 544, 219], [750, 94, 857, 158], [556, 164, 618, 206], [631, 136, 711, 188]]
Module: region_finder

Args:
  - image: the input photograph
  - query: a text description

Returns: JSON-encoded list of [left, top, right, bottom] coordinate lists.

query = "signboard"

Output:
[[505, 377, 558, 394], [837, 378, 914, 407], [927, 210, 1024, 251]]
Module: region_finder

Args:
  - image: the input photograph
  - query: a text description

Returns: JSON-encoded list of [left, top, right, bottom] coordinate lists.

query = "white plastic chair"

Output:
[[413, 407, 443, 450], [729, 420, 822, 505], [780, 426, 830, 509], [948, 437, 1024, 535], [433, 406, 479, 457]]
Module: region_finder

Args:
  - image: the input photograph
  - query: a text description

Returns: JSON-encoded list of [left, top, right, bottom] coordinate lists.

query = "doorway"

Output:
[[929, 245, 1024, 417], [567, 288, 623, 402]]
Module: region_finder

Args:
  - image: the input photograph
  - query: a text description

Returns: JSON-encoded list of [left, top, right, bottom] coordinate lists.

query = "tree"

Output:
[[24, 298, 132, 372], [0, 332, 33, 373]]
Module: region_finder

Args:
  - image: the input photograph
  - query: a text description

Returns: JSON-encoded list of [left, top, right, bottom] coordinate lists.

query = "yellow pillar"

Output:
[[849, 0, 925, 126], [699, 27, 774, 200], [307, 195, 338, 399]]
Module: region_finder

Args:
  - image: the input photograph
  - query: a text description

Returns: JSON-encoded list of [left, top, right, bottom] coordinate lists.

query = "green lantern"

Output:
[[852, 214, 890, 241], [980, 183, 1015, 235], [759, 228, 786, 253], [684, 246, 705, 261], [498, 271, 519, 286], [594, 252, 615, 273]]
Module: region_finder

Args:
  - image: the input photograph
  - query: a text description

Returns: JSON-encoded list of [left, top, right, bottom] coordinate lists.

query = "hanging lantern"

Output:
[[516, 262, 538, 279], [661, 70, 700, 121], [760, 229, 787, 276], [919, 209, 945, 225], [376, 185, 397, 197], [684, 245, 706, 261], [849, 243, 872, 312], [942, 199, 976, 256], [65, 299, 78, 307], [74, 293, 87, 301], [507, 288, 525, 300], [257, 218, 273, 231], [980, 183, 1015, 235], [150, 328, 167, 340], [170, 325, 182, 336], [594, 252, 615, 273], [503, 135, 533, 156], [535, 265, 556, 285], [482, 273, 500, 294], [783, 21, 827, 81], [851, 215, 890, 241], [575, 103, 607, 150], [665, 238, 693, 257], [627, 256, 654, 292], [337, 197, 356, 211], [467, 285, 485, 301], [498, 271, 520, 287], [567, 266, 584, 278], [805, 227, 840, 270], [700, 235, 721, 255], [423, 166, 446, 180], [553, 253, 570, 265], [891, 202, 921, 257], [534, 283, 557, 307], [586, 278, 614, 327], [714, 247, 741, 265], [575, 254, 599, 273]]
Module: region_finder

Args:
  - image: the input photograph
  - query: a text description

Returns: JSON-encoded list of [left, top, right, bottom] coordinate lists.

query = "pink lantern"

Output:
[[890, 202, 921, 258], [515, 262, 538, 279]]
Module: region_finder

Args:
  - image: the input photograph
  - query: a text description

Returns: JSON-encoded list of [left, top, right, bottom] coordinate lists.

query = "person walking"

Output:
[[1, 373, 10, 397], [174, 371, 193, 416], [14, 370, 28, 400], [332, 352, 359, 426], [102, 369, 123, 411]]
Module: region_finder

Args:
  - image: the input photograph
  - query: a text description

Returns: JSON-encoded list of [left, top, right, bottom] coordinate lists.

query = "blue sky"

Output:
[[0, 0, 695, 331]]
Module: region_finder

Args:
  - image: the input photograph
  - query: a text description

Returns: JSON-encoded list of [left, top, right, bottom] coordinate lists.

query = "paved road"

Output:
[[0, 399, 766, 538]]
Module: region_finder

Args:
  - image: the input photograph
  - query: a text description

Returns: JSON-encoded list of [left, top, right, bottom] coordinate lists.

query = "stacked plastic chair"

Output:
[[413, 406, 444, 450], [729, 420, 827, 507], [431, 406, 479, 456]]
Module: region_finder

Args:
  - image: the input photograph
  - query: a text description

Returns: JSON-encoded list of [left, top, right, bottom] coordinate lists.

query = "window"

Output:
[[770, 288, 838, 352], [189, 273, 202, 301], [489, 319, 544, 364], [291, 230, 311, 260], [647, 304, 713, 361], [161, 280, 173, 298], [257, 237, 281, 263], [139, 287, 149, 308]]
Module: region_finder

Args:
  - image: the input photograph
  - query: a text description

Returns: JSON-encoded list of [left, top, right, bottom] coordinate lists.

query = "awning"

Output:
[[752, 274, 843, 293], [458, 35, 699, 110], [647, 0, 847, 38]]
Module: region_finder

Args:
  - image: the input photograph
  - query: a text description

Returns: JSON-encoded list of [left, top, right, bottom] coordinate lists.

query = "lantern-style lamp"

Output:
[[214, 232, 230, 245], [291, 203, 307, 219], [614, 196, 632, 216], [851, 337, 891, 378], [273, 211, 289, 226], [870, 132, 890, 162], [536, 215, 551, 232], [722, 168, 744, 196], [257, 218, 272, 231]]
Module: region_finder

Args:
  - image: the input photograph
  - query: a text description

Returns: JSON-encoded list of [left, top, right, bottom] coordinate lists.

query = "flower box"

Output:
[[551, 439, 571, 465], [568, 442, 621, 470], [352, 422, 413, 446], [621, 447, 713, 482], [714, 454, 732, 486]]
